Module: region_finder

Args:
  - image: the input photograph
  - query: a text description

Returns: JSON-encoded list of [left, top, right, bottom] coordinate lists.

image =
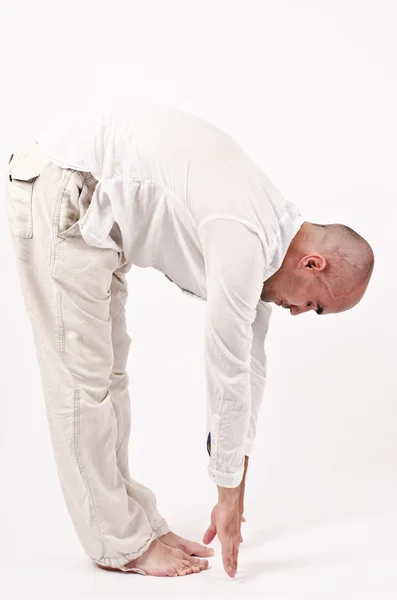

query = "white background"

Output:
[[0, 1, 396, 598]]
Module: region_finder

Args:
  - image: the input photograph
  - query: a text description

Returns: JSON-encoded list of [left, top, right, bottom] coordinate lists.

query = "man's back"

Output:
[[37, 103, 301, 284]]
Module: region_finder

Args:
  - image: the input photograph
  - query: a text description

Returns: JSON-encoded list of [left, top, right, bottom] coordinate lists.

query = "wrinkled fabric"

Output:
[[5, 141, 170, 572], [36, 104, 304, 487]]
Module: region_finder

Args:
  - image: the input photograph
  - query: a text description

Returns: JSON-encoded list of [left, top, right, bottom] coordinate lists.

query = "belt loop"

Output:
[[81, 171, 98, 191]]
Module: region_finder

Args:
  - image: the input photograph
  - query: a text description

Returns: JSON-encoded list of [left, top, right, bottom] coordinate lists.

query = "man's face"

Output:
[[263, 277, 330, 315], [261, 255, 363, 316]]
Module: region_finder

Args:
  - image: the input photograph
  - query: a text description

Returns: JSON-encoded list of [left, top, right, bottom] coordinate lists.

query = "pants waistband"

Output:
[[12, 139, 98, 190]]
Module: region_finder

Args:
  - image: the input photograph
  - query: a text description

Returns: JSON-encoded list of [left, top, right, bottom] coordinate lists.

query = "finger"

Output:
[[232, 542, 239, 575], [241, 516, 246, 522], [239, 534, 243, 543], [184, 541, 214, 557], [222, 538, 239, 578], [202, 524, 216, 545], [226, 540, 239, 576], [225, 556, 236, 579], [221, 543, 231, 575]]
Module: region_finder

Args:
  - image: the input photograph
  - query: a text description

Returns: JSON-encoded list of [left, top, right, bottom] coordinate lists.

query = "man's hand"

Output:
[[203, 490, 242, 578], [203, 456, 249, 578]]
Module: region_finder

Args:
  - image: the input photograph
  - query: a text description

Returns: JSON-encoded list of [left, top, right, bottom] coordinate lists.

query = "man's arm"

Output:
[[198, 217, 267, 490], [216, 299, 271, 515], [244, 298, 272, 456]]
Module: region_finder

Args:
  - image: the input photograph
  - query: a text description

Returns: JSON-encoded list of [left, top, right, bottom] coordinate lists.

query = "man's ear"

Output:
[[299, 254, 327, 271]]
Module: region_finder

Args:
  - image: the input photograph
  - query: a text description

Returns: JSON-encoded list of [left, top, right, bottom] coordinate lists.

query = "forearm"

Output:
[[217, 455, 249, 507], [240, 455, 249, 499]]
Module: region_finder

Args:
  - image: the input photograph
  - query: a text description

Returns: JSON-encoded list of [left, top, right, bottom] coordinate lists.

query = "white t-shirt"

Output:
[[37, 103, 304, 488]]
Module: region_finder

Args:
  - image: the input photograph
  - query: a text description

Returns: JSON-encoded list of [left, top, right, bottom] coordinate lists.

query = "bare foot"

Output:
[[158, 531, 215, 557], [96, 539, 209, 576]]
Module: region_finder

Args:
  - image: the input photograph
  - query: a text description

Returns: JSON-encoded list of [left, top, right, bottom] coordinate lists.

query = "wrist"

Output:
[[215, 456, 249, 503], [217, 483, 241, 504]]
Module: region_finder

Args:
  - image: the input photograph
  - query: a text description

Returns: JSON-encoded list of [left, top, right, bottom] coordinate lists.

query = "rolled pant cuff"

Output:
[[153, 520, 171, 538], [94, 531, 157, 574]]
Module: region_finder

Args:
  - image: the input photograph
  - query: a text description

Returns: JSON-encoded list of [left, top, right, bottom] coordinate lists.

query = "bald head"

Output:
[[306, 222, 374, 300], [261, 221, 375, 316]]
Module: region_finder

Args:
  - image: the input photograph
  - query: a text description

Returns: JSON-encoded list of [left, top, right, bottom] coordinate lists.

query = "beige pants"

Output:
[[5, 140, 170, 574]]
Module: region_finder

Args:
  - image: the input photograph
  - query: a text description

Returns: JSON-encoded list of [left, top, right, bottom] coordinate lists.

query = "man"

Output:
[[5, 103, 374, 579]]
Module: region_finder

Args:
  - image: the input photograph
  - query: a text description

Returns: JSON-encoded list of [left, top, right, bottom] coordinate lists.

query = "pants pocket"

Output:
[[6, 153, 39, 238], [55, 172, 95, 245]]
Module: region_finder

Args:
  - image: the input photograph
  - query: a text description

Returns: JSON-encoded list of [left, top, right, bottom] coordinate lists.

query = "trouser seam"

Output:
[[73, 385, 101, 534], [51, 171, 74, 359], [50, 169, 75, 276]]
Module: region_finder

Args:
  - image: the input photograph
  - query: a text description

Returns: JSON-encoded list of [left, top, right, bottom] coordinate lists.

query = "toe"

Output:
[[191, 565, 201, 573], [182, 560, 194, 575], [183, 553, 200, 565]]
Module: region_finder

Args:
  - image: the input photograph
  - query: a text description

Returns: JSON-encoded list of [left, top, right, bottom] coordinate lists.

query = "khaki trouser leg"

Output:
[[6, 143, 169, 573], [109, 260, 170, 539]]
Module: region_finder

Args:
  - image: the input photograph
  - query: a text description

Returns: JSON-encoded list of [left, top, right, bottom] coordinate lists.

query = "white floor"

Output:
[[3, 505, 397, 600]]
